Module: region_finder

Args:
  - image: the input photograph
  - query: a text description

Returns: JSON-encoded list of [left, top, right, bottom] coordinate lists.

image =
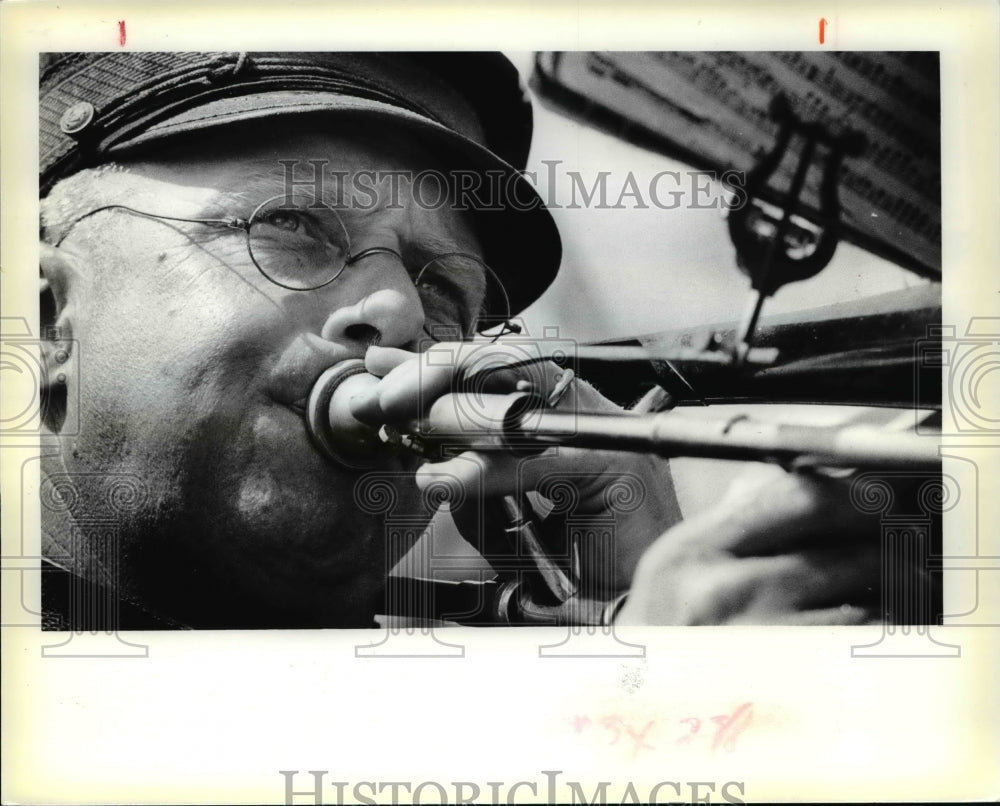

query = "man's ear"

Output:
[[39, 242, 82, 434], [39, 241, 80, 315]]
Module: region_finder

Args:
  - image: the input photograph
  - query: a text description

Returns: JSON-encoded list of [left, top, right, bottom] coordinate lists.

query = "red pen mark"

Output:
[[599, 715, 625, 745], [574, 704, 755, 756], [599, 715, 655, 757], [818, 17, 827, 45], [624, 720, 656, 755], [709, 702, 753, 753], [118, 20, 126, 47], [676, 716, 702, 745]]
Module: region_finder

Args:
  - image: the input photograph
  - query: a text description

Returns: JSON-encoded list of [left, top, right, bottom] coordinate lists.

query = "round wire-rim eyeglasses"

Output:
[[53, 193, 515, 340]]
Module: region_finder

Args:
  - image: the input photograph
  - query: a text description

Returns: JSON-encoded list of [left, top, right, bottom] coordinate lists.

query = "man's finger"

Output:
[[625, 537, 883, 625], [709, 468, 877, 556], [760, 548, 882, 611], [362, 343, 471, 422], [732, 606, 878, 626], [413, 450, 518, 502], [364, 345, 415, 377]]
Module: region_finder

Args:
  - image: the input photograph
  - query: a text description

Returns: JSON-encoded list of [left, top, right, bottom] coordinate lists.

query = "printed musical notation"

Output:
[[534, 51, 941, 275]]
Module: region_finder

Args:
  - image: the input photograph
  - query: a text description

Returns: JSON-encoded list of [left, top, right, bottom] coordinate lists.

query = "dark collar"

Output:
[[41, 557, 190, 631]]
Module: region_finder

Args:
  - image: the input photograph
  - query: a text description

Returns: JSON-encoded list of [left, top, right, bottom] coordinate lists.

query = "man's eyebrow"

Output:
[[194, 192, 234, 218], [201, 165, 293, 215], [404, 236, 488, 286], [201, 189, 269, 218], [413, 228, 484, 258]]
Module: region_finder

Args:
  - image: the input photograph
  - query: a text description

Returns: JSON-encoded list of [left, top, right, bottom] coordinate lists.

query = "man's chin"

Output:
[[136, 405, 429, 619]]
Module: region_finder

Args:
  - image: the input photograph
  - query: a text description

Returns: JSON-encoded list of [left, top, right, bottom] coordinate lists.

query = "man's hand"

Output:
[[617, 464, 885, 625], [350, 343, 683, 589]]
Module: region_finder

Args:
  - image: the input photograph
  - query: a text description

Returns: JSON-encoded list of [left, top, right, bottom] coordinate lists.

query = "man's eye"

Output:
[[415, 271, 472, 332], [417, 277, 444, 294], [263, 211, 305, 233], [416, 270, 462, 304], [413, 254, 488, 335]]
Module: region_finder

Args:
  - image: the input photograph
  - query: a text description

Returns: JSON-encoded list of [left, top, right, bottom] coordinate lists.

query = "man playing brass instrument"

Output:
[[38, 52, 898, 629]]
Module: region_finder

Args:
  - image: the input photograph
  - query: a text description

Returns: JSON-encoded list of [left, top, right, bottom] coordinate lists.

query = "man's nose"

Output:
[[319, 260, 425, 349]]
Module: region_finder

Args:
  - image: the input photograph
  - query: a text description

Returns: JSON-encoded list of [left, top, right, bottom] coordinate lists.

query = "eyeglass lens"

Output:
[[247, 195, 502, 338], [247, 194, 351, 290]]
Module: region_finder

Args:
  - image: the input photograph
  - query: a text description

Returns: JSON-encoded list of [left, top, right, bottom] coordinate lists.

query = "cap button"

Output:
[[59, 101, 96, 136]]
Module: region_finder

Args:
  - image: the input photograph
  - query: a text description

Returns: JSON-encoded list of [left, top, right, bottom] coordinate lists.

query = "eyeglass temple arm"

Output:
[[112, 207, 249, 229], [54, 205, 250, 246]]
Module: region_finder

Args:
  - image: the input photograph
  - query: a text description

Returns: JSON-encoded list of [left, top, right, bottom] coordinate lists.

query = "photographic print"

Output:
[[2, 3, 997, 804]]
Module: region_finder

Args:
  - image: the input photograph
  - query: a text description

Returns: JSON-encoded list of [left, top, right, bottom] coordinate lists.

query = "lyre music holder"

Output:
[[726, 93, 868, 364]]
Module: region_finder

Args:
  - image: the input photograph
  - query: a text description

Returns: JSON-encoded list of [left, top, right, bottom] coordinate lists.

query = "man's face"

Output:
[[49, 119, 488, 626]]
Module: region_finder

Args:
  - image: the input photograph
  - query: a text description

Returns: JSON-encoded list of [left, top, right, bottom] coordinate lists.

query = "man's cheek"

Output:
[[232, 408, 349, 510], [231, 415, 313, 519], [235, 473, 281, 520]]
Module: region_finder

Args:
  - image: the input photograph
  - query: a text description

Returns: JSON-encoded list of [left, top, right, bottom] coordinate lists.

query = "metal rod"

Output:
[[411, 398, 940, 470], [515, 411, 940, 469]]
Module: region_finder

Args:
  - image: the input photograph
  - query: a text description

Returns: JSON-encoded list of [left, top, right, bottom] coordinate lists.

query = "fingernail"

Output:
[[349, 390, 384, 425]]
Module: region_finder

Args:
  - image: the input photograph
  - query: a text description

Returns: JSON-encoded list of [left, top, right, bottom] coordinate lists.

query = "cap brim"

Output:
[[106, 90, 561, 325]]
